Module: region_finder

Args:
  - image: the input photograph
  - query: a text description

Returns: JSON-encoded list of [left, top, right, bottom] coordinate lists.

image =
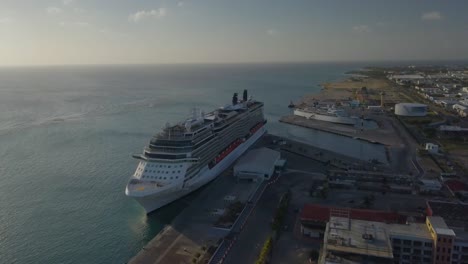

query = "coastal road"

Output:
[[222, 181, 281, 264]]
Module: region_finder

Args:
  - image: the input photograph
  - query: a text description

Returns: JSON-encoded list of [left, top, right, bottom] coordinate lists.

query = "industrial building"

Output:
[[425, 143, 440, 154], [419, 179, 443, 193], [302, 202, 468, 264], [233, 147, 282, 181], [320, 217, 394, 264], [300, 204, 406, 239], [394, 103, 428, 116]]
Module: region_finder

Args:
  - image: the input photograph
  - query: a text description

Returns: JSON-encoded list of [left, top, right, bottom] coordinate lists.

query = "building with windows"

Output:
[[312, 201, 468, 264], [426, 216, 456, 264], [320, 216, 394, 264], [300, 204, 406, 239], [427, 201, 468, 264]]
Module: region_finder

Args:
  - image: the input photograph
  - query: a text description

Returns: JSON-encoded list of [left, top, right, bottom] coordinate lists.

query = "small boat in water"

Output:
[[288, 100, 295, 108]]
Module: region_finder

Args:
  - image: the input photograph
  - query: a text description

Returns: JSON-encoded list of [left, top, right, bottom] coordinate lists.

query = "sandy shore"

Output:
[[296, 75, 397, 107]]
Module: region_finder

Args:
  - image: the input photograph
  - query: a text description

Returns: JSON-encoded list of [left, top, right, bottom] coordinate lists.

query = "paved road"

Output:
[[223, 182, 281, 264]]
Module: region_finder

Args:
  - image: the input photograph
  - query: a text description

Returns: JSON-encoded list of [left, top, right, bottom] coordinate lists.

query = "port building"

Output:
[[301, 202, 468, 264], [394, 103, 428, 116], [233, 147, 282, 181]]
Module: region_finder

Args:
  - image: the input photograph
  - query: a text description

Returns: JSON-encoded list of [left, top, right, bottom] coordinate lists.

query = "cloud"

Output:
[[0, 17, 12, 24], [59, 21, 91, 28], [177, 2, 184, 7], [62, 0, 73, 5], [352, 25, 371, 33], [128, 8, 167, 22], [74, 7, 85, 13], [267, 29, 279, 36], [421, 11, 442, 21], [46, 6, 62, 14], [74, 21, 90, 27]]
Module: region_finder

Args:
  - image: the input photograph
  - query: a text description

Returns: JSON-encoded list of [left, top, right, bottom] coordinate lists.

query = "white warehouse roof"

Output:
[[234, 148, 280, 178], [394, 103, 428, 117]]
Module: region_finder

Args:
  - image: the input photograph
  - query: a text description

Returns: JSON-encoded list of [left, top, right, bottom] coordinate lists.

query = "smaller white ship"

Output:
[[294, 105, 357, 125]]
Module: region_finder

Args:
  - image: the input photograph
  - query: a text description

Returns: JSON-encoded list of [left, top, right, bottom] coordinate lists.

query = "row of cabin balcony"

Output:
[[145, 146, 192, 154]]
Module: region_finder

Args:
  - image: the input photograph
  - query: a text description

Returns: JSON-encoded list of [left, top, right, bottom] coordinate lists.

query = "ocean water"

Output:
[[0, 63, 386, 264]]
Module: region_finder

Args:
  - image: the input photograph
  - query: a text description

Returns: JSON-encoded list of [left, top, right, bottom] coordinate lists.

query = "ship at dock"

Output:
[[125, 90, 267, 213], [294, 104, 357, 125]]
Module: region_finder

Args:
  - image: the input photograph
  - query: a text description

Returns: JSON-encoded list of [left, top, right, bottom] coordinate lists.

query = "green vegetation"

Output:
[[423, 127, 437, 138], [439, 139, 468, 151], [271, 191, 291, 231], [255, 236, 273, 264], [309, 249, 320, 261], [402, 117, 434, 125], [455, 192, 466, 202]]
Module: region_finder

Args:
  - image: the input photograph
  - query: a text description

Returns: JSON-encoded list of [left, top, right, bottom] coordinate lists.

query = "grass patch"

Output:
[[271, 190, 291, 231], [255, 236, 273, 264]]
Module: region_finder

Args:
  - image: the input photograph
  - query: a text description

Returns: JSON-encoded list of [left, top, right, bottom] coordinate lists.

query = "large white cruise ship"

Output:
[[294, 105, 357, 125], [125, 90, 267, 213]]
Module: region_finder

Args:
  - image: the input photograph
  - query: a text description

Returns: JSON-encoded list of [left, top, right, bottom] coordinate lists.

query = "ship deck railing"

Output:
[[127, 179, 168, 192], [144, 146, 192, 154]]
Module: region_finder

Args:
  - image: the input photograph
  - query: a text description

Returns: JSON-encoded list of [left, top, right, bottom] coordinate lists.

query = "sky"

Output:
[[0, 0, 468, 65]]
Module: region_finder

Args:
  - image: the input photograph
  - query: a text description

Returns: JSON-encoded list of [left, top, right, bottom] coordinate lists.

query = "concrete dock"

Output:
[[279, 114, 403, 146], [128, 168, 261, 264]]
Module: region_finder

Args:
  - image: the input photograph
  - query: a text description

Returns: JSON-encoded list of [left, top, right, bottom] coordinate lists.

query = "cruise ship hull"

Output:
[[133, 126, 267, 214]]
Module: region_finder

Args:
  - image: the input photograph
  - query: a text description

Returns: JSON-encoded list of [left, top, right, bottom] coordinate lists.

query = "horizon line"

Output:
[[1, 59, 468, 68]]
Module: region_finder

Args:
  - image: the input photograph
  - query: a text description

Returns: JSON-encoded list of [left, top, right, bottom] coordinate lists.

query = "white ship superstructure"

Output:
[[294, 105, 357, 125], [125, 90, 267, 213]]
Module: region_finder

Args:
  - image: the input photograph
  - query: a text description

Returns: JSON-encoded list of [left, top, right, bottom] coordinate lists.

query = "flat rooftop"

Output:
[[387, 222, 432, 241], [324, 217, 393, 259], [300, 204, 406, 224], [234, 147, 280, 174], [428, 216, 456, 237]]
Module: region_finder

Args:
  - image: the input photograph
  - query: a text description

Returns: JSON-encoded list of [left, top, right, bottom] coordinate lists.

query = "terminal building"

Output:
[[394, 103, 428, 116], [301, 202, 468, 264], [233, 147, 283, 181]]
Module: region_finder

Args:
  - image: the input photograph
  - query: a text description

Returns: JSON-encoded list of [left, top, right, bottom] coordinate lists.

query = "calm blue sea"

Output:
[[0, 63, 385, 264]]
